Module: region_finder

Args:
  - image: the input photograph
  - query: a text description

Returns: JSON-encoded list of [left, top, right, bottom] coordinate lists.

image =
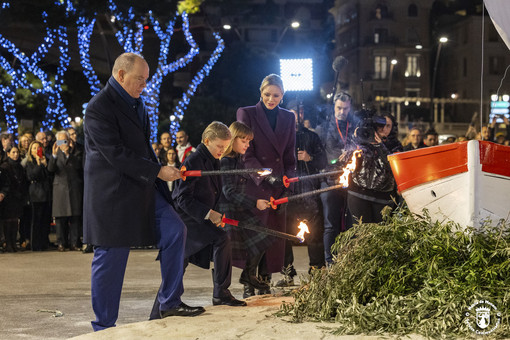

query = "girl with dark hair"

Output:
[[346, 113, 397, 224]]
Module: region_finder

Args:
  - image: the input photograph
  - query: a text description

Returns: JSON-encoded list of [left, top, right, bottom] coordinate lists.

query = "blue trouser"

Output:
[[320, 181, 351, 264], [90, 190, 186, 331]]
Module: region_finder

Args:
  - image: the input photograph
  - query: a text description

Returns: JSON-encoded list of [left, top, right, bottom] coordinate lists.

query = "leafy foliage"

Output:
[[279, 206, 510, 338]]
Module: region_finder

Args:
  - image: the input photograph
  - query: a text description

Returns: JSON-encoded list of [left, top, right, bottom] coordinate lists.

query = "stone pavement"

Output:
[[0, 245, 310, 340]]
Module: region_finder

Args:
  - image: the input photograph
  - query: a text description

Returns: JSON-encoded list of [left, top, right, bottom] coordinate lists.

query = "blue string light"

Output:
[[0, 3, 72, 133], [170, 32, 225, 137], [0, 0, 224, 141]]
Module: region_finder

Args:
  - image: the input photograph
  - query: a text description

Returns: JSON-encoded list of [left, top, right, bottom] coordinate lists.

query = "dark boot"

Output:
[[239, 253, 269, 290], [243, 284, 255, 299]]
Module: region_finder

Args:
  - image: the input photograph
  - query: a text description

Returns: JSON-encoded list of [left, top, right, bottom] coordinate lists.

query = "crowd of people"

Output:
[[1, 52, 510, 331], [0, 128, 90, 253]]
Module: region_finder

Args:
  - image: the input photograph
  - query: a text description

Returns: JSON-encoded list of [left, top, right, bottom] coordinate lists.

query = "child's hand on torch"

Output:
[[256, 199, 270, 211]]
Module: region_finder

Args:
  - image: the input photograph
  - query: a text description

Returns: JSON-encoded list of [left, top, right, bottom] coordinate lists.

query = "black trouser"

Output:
[[31, 202, 50, 251], [2, 218, 18, 250], [19, 204, 31, 244], [347, 193, 393, 224], [55, 216, 81, 248]]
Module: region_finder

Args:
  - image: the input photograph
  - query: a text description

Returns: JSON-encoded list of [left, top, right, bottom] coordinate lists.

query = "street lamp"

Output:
[[273, 21, 300, 52], [430, 36, 448, 122], [388, 58, 397, 96]]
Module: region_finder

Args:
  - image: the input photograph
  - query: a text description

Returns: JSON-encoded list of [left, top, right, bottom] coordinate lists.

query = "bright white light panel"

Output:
[[280, 58, 313, 91]]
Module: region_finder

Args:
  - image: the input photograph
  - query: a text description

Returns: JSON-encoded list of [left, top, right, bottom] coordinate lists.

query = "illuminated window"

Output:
[[374, 55, 387, 79], [405, 55, 421, 77]]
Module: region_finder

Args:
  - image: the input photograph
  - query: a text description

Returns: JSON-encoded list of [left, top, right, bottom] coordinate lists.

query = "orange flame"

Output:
[[338, 149, 362, 187], [296, 221, 310, 243], [257, 168, 272, 176]]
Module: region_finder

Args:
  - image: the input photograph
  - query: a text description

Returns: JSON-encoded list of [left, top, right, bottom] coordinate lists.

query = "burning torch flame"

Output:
[[338, 150, 362, 187], [296, 221, 310, 243], [257, 168, 272, 176]]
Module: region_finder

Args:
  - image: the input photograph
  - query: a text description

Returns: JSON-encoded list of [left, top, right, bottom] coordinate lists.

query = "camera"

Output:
[[56, 139, 68, 146], [353, 109, 387, 143]]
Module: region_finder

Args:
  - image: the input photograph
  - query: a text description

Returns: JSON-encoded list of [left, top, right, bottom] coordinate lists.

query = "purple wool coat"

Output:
[[236, 101, 296, 273]]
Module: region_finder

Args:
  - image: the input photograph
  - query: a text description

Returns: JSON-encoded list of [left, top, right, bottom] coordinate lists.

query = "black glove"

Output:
[[264, 174, 283, 187]]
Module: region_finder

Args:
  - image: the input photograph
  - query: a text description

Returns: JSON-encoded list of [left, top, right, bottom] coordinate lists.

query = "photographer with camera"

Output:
[[48, 130, 83, 252], [315, 92, 356, 266], [344, 111, 397, 224]]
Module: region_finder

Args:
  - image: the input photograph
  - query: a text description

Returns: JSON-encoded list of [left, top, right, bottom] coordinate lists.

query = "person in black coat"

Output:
[[218, 122, 275, 298], [315, 92, 356, 265], [25, 141, 52, 251], [170, 122, 246, 305], [48, 130, 83, 251], [278, 105, 328, 285], [84, 53, 202, 331], [346, 113, 397, 223], [0, 146, 28, 252], [150, 122, 245, 320]]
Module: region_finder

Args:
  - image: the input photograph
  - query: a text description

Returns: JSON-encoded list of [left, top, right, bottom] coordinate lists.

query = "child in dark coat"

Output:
[[219, 121, 276, 298], [150, 121, 245, 319]]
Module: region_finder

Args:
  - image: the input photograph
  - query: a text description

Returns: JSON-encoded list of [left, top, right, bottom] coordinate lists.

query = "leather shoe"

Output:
[[160, 302, 205, 318], [212, 295, 247, 307]]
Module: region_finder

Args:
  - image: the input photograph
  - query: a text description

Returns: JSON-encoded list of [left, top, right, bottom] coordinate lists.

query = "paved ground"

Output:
[[0, 245, 310, 340]]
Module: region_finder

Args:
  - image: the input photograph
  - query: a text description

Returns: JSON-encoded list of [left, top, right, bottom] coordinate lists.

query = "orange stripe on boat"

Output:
[[388, 142, 468, 193], [479, 141, 510, 178]]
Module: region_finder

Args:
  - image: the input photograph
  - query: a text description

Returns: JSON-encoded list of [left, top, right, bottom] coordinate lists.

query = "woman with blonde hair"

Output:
[[25, 141, 52, 251], [236, 74, 296, 293], [219, 121, 275, 297]]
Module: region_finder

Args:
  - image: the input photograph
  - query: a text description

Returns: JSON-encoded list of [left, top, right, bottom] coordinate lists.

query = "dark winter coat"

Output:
[[25, 160, 52, 203], [172, 143, 226, 269], [218, 155, 275, 267], [83, 81, 170, 247], [0, 158, 28, 219], [315, 113, 356, 185], [47, 149, 83, 217]]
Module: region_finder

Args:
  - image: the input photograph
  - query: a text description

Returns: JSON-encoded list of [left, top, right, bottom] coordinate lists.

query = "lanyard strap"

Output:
[[335, 119, 349, 144]]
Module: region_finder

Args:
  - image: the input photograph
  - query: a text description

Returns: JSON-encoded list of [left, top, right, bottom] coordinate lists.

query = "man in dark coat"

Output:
[[48, 130, 83, 251], [315, 92, 356, 265], [83, 52, 204, 331]]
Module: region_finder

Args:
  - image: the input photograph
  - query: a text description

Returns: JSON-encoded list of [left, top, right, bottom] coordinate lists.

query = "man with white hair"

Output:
[[83, 52, 203, 331], [48, 130, 83, 252]]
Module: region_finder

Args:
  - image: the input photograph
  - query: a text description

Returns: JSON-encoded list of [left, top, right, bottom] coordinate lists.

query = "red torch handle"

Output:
[[179, 165, 202, 181], [269, 196, 289, 210], [221, 214, 239, 228], [184, 170, 202, 177], [283, 175, 299, 188]]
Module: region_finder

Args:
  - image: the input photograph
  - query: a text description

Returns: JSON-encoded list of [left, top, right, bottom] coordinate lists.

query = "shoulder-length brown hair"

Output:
[[221, 121, 254, 158]]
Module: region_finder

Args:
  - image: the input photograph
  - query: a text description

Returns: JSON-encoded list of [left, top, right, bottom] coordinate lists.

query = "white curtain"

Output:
[[484, 0, 510, 50]]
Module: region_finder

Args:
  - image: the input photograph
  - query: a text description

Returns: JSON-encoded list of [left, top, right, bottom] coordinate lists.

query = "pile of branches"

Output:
[[279, 207, 510, 339]]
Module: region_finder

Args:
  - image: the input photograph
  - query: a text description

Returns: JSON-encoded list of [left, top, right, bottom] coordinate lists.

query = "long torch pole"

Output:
[[270, 184, 345, 209], [221, 215, 303, 243]]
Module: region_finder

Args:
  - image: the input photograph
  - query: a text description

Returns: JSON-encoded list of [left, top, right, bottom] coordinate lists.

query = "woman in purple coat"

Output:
[[236, 74, 296, 289]]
